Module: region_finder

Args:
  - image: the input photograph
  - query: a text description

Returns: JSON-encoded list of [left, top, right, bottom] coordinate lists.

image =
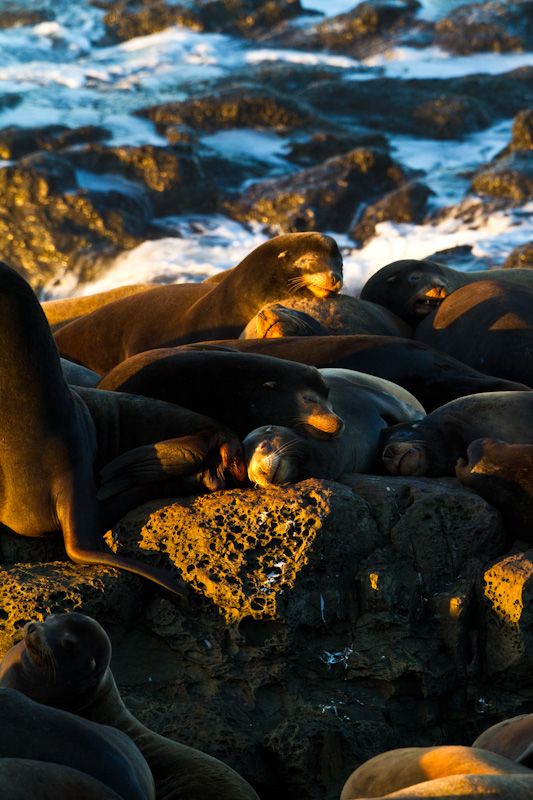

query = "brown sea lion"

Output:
[[456, 439, 533, 543], [473, 714, 533, 765], [340, 744, 533, 799], [0, 758, 126, 800], [53, 232, 344, 373], [0, 612, 260, 800], [244, 370, 425, 486], [380, 391, 533, 478], [359, 258, 533, 326], [42, 283, 155, 332], [0, 687, 154, 800], [342, 773, 533, 799], [171, 335, 530, 413], [414, 279, 533, 386], [240, 294, 412, 339], [0, 259, 244, 598], [97, 348, 344, 440]]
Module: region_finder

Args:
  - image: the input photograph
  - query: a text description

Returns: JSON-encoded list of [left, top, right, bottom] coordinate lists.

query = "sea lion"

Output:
[[359, 258, 533, 327], [53, 232, 344, 374], [0, 612, 260, 800], [240, 294, 413, 339], [341, 773, 533, 799], [42, 283, 155, 332], [0, 259, 245, 597], [244, 369, 425, 486], [0, 687, 154, 800], [380, 391, 533, 478], [171, 335, 530, 413], [0, 758, 126, 800], [414, 279, 533, 386], [473, 714, 533, 765], [97, 348, 345, 440], [61, 358, 100, 387], [340, 744, 533, 800], [455, 439, 533, 543]]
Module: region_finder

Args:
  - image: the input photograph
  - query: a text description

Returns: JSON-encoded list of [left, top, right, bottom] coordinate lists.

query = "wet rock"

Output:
[[471, 150, 533, 200], [0, 125, 110, 161], [495, 107, 533, 161], [0, 151, 154, 291], [267, 0, 423, 59], [349, 181, 433, 245], [504, 241, 533, 268], [99, 0, 308, 44], [135, 85, 318, 136], [0, 476, 514, 800], [422, 244, 498, 272], [435, 1, 533, 55], [299, 68, 533, 138], [285, 129, 390, 167], [223, 146, 409, 233], [0, 4, 50, 28]]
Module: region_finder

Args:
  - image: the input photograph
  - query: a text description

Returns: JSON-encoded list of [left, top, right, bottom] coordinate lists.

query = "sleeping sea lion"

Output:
[[239, 294, 412, 339], [359, 258, 533, 327], [170, 335, 530, 413], [0, 612, 259, 800], [0, 687, 154, 800], [97, 348, 345, 440], [0, 259, 244, 598], [42, 283, 155, 332], [473, 714, 533, 765], [244, 369, 425, 486], [340, 744, 533, 799], [53, 232, 344, 374], [455, 438, 533, 543], [414, 279, 533, 386], [0, 758, 126, 800], [380, 391, 533, 478]]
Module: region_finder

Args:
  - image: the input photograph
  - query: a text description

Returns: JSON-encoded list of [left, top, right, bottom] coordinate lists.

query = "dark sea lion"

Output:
[[359, 258, 533, 326], [42, 283, 155, 332], [380, 391, 533, 478], [0, 758, 126, 800], [244, 370, 425, 486], [97, 348, 344, 440], [0, 612, 260, 800], [174, 335, 530, 413], [473, 714, 533, 765], [61, 357, 100, 387], [240, 302, 332, 338], [0, 687, 154, 800], [0, 259, 244, 597], [53, 232, 344, 373], [340, 744, 533, 800], [240, 294, 413, 339], [455, 438, 533, 543], [414, 279, 533, 386]]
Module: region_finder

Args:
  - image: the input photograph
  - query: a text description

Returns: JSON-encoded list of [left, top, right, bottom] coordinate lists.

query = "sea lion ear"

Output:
[[386, 274, 398, 285], [262, 381, 277, 389], [89, 658, 96, 671], [277, 251, 287, 259]]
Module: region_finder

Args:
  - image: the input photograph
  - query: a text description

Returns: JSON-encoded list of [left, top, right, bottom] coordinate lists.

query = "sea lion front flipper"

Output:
[[97, 430, 246, 500]]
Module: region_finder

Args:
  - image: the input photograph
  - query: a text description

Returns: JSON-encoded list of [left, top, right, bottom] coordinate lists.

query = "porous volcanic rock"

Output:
[[349, 181, 433, 245], [504, 241, 533, 268], [471, 150, 533, 200], [435, 1, 533, 55], [0, 475, 525, 800]]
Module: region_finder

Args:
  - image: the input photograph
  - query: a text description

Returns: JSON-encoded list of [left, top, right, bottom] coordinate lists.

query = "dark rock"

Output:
[[435, 1, 533, 55], [286, 129, 390, 167], [0, 124, 111, 160], [349, 181, 433, 245], [504, 241, 533, 268], [135, 85, 317, 136], [98, 0, 308, 44], [223, 147, 409, 233], [0, 4, 50, 28], [495, 107, 533, 160], [0, 151, 154, 290], [299, 68, 533, 138], [471, 150, 533, 199], [266, 0, 423, 59], [0, 475, 512, 800], [422, 244, 498, 272]]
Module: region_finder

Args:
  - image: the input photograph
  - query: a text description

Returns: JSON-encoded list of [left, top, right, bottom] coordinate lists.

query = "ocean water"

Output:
[[0, 0, 531, 298]]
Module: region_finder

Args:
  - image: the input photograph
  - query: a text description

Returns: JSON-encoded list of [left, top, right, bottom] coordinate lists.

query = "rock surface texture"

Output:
[[0, 475, 529, 800]]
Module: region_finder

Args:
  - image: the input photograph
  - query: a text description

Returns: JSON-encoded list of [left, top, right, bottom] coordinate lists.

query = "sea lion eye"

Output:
[[408, 271, 423, 284], [263, 381, 277, 389], [62, 634, 77, 654]]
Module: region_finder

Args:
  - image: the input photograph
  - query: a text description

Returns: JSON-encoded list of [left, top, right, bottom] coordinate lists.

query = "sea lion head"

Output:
[[240, 303, 331, 339], [0, 613, 111, 711], [381, 426, 428, 476], [360, 259, 450, 326], [267, 232, 343, 298], [243, 426, 305, 487]]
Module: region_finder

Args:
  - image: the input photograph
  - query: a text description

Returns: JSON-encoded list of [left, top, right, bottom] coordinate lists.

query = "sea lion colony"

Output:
[[3, 236, 533, 796]]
